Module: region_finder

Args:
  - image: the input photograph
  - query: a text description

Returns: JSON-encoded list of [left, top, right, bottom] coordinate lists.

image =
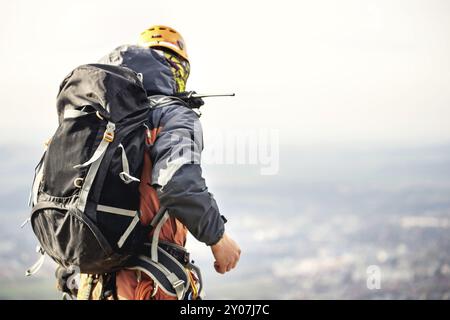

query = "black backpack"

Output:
[[29, 64, 152, 274]]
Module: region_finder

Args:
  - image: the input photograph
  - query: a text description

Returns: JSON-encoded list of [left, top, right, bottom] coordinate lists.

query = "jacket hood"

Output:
[[98, 45, 177, 96]]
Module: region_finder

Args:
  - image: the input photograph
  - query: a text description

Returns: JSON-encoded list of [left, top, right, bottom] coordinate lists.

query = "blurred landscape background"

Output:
[[1, 0, 450, 299], [1, 142, 450, 299]]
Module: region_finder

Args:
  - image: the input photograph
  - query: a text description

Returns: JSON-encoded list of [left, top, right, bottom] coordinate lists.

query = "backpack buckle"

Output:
[[103, 123, 116, 142], [103, 131, 114, 142]]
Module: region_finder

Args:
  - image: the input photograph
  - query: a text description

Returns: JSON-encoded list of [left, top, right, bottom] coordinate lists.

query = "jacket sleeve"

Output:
[[149, 104, 225, 245]]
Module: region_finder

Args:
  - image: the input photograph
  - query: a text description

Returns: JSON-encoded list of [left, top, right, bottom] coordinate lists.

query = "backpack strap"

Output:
[[74, 122, 115, 169], [127, 245, 189, 300], [118, 144, 141, 184], [29, 151, 46, 207], [149, 95, 177, 108], [117, 213, 141, 249], [63, 109, 90, 119], [76, 122, 116, 212], [95, 204, 141, 249], [150, 209, 170, 263], [25, 246, 45, 276], [119, 205, 190, 299]]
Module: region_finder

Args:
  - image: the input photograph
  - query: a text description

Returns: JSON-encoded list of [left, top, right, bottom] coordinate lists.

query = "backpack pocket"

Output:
[[30, 203, 127, 273], [43, 111, 103, 198]]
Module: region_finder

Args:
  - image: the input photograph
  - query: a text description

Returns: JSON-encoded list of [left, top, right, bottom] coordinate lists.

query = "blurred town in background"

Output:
[[1, 142, 449, 299]]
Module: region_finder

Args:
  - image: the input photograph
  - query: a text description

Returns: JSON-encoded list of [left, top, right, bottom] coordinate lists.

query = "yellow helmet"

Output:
[[138, 25, 188, 61]]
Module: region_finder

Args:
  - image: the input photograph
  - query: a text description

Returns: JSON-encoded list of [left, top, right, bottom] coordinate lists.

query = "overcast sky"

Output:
[[1, 0, 449, 147]]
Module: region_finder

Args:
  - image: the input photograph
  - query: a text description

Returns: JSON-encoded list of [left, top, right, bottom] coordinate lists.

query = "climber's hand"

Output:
[[210, 232, 241, 274]]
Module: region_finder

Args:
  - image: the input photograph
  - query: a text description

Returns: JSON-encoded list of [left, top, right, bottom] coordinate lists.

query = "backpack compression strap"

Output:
[[75, 122, 116, 212], [124, 207, 189, 299]]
